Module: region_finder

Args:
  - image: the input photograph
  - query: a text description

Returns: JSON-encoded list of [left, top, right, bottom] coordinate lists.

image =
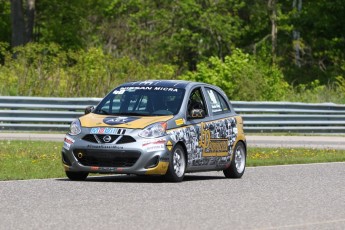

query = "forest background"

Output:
[[1, 0, 345, 103]]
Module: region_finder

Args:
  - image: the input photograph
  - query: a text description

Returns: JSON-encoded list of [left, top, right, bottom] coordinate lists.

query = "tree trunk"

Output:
[[293, 0, 302, 67], [26, 0, 35, 43], [268, 0, 277, 64], [10, 0, 26, 47]]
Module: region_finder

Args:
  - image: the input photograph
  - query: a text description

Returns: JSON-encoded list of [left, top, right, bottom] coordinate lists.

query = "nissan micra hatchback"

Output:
[[62, 80, 246, 182]]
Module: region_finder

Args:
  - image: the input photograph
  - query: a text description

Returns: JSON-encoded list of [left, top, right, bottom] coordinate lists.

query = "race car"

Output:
[[62, 80, 246, 182]]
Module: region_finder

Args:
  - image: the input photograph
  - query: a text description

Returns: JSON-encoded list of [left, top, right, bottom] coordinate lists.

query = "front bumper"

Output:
[[62, 131, 171, 175]]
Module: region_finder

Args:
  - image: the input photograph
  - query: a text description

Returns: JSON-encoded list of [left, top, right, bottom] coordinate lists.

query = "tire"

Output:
[[223, 142, 246, 178], [165, 145, 186, 182], [65, 171, 89, 181]]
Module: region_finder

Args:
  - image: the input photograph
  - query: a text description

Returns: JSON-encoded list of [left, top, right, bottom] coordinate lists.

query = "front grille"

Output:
[[82, 134, 120, 143], [73, 149, 140, 167], [82, 134, 98, 143], [117, 135, 136, 144]]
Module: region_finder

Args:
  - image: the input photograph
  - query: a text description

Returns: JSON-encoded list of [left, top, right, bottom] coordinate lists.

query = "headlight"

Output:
[[69, 119, 81, 135], [138, 122, 167, 138]]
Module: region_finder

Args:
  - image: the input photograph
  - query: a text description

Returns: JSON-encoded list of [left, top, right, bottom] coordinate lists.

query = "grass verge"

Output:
[[0, 140, 65, 180], [1, 140, 345, 181], [248, 147, 345, 166]]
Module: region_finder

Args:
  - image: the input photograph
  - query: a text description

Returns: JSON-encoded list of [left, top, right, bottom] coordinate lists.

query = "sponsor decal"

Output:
[[98, 167, 117, 172], [119, 86, 179, 92], [166, 140, 173, 151], [142, 138, 166, 152], [103, 116, 139, 125], [90, 127, 123, 134], [142, 138, 166, 147], [199, 122, 228, 157], [87, 144, 124, 150], [153, 87, 178, 92], [175, 118, 185, 126], [63, 135, 75, 150], [168, 117, 237, 167], [81, 167, 123, 172], [113, 89, 125, 95], [120, 86, 153, 91], [139, 80, 154, 85], [146, 144, 165, 152], [64, 136, 75, 144]]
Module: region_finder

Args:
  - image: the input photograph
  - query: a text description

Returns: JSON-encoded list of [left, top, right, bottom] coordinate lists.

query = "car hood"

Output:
[[79, 113, 174, 129]]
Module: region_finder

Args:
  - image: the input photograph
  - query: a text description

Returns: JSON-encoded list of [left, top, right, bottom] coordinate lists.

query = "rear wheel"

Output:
[[65, 171, 89, 181], [223, 142, 246, 178], [165, 145, 186, 182]]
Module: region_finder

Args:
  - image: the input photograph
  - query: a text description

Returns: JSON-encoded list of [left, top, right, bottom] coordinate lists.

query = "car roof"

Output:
[[115, 80, 235, 113], [119, 80, 203, 89], [118, 80, 229, 100]]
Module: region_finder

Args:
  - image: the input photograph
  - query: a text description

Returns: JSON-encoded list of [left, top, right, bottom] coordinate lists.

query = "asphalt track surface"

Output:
[[0, 162, 344, 230], [1, 133, 344, 229], [1, 132, 345, 149]]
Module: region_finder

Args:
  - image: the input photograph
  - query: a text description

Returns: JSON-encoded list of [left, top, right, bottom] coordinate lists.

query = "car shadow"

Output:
[[56, 174, 226, 183]]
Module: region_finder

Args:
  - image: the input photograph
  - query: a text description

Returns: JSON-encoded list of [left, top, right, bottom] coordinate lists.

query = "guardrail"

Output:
[[1, 96, 345, 133], [234, 101, 345, 133]]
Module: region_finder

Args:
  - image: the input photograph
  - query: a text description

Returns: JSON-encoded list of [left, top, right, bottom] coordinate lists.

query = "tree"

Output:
[[268, 0, 277, 64], [10, 0, 35, 47], [278, 0, 345, 84], [298, 1, 345, 75], [34, 0, 99, 49], [0, 0, 11, 43], [99, 0, 245, 71]]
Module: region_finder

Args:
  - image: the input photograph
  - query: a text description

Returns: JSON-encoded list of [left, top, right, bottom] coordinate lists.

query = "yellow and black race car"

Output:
[[62, 80, 246, 182]]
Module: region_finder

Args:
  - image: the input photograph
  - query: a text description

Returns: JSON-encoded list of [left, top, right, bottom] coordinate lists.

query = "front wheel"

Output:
[[165, 145, 186, 182], [65, 171, 89, 181], [223, 142, 246, 178]]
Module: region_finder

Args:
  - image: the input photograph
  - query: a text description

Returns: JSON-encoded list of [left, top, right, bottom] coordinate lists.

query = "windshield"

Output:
[[94, 86, 185, 116]]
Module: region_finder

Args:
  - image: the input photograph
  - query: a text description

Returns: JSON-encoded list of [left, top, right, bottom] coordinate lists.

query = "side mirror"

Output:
[[190, 109, 205, 119], [84, 105, 94, 115]]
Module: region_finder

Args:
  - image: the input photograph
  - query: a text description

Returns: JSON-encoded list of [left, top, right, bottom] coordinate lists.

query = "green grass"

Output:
[[0, 140, 65, 180], [248, 147, 345, 166], [0, 140, 345, 181]]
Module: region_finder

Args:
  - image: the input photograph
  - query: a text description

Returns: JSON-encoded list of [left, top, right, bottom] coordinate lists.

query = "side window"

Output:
[[205, 88, 230, 114], [218, 94, 230, 112], [187, 88, 207, 118]]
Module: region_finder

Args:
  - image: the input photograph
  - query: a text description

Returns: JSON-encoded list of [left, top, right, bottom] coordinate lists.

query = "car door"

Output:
[[202, 86, 238, 165], [187, 86, 238, 171], [169, 85, 238, 172], [182, 86, 211, 171]]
